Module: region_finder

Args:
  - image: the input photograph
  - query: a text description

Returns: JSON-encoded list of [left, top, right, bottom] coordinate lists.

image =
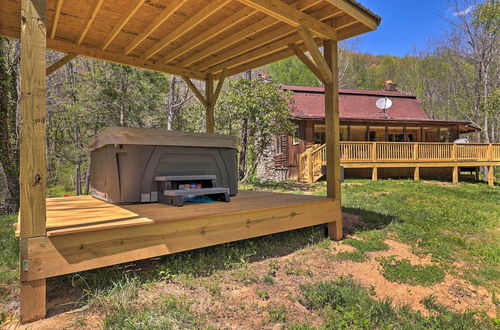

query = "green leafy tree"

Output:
[[215, 78, 294, 181]]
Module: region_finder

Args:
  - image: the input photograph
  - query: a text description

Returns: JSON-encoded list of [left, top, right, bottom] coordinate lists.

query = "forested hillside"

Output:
[[0, 0, 497, 214]]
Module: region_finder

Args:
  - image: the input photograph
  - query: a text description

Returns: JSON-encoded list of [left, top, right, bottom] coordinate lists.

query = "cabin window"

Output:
[[275, 136, 284, 154], [388, 134, 405, 142], [407, 133, 415, 142], [314, 132, 326, 145], [369, 131, 377, 141]]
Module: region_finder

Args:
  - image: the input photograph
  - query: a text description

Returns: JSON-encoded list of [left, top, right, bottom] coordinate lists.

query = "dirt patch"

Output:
[[4, 238, 496, 328]]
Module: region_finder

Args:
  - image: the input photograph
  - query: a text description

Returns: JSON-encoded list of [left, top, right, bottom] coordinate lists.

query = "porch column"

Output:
[[19, 0, 48, 323], [324, 39, 342, 240]]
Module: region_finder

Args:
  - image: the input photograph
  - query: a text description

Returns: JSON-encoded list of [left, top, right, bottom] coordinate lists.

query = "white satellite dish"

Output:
[[376, 97, 393, 110]]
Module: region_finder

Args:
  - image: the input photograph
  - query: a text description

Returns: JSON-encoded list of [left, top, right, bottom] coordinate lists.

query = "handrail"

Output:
[[297, 142, 500, 183]]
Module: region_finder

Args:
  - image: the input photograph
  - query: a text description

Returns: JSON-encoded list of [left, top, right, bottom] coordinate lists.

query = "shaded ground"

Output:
[[1, 179, 499, 328]]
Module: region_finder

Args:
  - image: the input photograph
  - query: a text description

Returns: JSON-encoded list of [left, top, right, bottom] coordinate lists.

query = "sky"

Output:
[[352, 0, 453, 57]]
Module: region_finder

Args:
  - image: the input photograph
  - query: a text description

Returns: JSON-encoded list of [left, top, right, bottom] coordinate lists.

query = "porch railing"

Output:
[[298, 142, 500, 183]]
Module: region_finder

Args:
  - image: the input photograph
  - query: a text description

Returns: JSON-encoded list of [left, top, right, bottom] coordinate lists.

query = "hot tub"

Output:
[[89, 127, 238, 204]]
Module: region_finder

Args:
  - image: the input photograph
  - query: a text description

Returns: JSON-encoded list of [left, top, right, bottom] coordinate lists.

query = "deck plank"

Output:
[[17, 190, 329, 236]]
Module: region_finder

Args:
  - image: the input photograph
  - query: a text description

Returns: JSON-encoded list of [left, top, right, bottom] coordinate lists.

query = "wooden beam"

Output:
[[178, 0, 325, 68], [213, 68, 228, 105], [192, 4, 342, 71], [20, 0, 48, 323], [324, 0, 379, 30], [289, 43, 324, 83], [297, 25, 333, 83], [227, 48, 295, 77], [141, 0, 230, 60], [46, 53, 77, 76], [49, 38, 206, 80], [204, 33, 313, 73], [159, 7, 257, 64], [20, 277, 46, 323], [323, 39, 341, 201], [101, 0, 144, 50], [372, 167, 378, 181], [182, 76, 208, 107], [0, 26, 207, 79], [238, 0, 337, 39], [206, 74, 215, 133], [20, 0, 47, 238], [488, 165, 494, 187], [123, 0, 188, 56], [49, 0, 63, 39], [77, 0, 105, 44], [452, 166, 459, 184]]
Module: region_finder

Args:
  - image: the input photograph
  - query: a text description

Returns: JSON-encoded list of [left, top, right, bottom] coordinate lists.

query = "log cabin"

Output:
[[262, 83, 499, 182]]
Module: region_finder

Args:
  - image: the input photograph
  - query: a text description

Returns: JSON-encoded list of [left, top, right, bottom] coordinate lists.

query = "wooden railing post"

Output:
[[487, 144, 493, 161], [307, 148, 314, 184], [372, 142, 377, 161], [413, 143, 418, 161], [452, 143, 457, 161]]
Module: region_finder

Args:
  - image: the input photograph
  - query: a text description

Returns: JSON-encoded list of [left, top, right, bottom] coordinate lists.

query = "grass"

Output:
[[336, 250, 368, 262], [1, 179, 499, 327], [378, 256, 445, 286], [0, 215, 18, 304], [250, 179, 500, 291], [298, 277, 496, 329], [102, 295, 201, 329]]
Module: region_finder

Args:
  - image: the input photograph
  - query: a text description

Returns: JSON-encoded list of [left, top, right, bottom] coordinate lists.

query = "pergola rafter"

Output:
[[0, 0, 381, 323]]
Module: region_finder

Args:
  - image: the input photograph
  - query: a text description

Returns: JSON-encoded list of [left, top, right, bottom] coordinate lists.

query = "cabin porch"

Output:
[[298, 142, 500, 184]]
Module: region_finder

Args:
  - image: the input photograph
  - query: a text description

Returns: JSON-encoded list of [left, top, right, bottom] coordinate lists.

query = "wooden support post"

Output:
[[46, 53, 77, 76], [413, 142, 419, 160], [403, 126, 407, 142], [365, 125, 369, 141], [307, 148, 314, 184], [372, 167, 378, 181], [206, 74, 215, 133], [347, 125, 351, 141], [20, 278, 46, 323], [372, 142, 377, 161], [488, 166, 495, 187], [420, 127, 425, 142], [384, 126, 388, 141], [414, 167, 420, 181], [324, 39, 342, 240], [20, 0, 48, 323], [452, 166, 459, 184]]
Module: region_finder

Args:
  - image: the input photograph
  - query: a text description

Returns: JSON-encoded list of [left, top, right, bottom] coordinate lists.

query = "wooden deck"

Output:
[[298, 142, 500, 184], [17, 190, 339, 282]]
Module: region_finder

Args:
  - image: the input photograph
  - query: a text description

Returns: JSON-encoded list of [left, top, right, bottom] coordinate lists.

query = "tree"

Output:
[[215, 77, 294, 181]]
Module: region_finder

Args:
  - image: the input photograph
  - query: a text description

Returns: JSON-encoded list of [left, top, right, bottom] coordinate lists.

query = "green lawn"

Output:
[[0, 179, 499, 328]]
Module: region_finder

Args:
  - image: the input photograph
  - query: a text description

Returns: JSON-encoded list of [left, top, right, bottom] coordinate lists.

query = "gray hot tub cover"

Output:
[[88, 127, 239, 150]]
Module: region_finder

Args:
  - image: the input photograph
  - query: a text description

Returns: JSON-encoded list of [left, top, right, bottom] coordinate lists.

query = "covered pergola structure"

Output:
[[0, 0, 380, 323]]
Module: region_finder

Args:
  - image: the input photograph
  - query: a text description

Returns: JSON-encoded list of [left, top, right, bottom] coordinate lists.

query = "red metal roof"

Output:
[[279, 85, 430, 121]]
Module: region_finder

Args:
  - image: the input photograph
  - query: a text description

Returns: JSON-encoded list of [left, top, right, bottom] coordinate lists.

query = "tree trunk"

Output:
[[75, 163, 81, 196], [84, 165, 91, 195], [239, 118, 248, 180]]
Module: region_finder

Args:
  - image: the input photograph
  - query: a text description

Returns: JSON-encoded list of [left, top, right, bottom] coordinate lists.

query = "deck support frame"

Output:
[[323, 38, 343, 240]]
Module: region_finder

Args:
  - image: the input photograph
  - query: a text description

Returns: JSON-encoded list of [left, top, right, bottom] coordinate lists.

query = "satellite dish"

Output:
[[376, 97, 393, 110]]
